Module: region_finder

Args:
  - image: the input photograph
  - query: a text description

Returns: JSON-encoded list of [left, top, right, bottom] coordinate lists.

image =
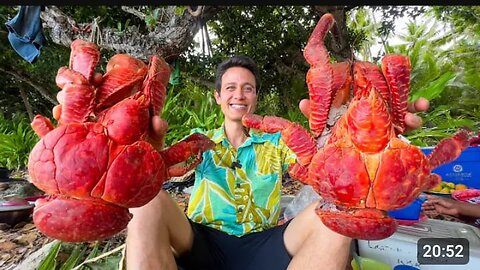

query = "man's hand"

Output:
[[404, 97, 429, 133], [298, 97, 430, 134], [422, 195, 462, 217], [149, 115, 168, 151]]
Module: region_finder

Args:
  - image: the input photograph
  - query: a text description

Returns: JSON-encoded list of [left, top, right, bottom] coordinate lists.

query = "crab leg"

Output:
[[427, 128, 471, 169], [55, 40, 100, 125], [381, 55, 411, 134], [95, 54, 147, 112], [31, 115, 54, 138], [353, 62, 390, 107], [69, 39, 100, 82], [242, 114, 317, 166], [142, 55, 171, 117], [304, 13, 335, 66], [243, 114, 319, 185], [288, 163, 311, 186], [55, 69, 95, 125]]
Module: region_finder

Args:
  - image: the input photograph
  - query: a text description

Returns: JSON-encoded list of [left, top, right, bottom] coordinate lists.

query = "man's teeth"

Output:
[[230, 104, 247, 108]]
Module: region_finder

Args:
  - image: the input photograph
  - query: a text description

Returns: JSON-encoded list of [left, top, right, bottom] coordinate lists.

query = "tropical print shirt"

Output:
[[187, 126, 296, 236]]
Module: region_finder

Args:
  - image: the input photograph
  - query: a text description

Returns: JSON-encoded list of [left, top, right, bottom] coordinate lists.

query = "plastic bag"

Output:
[[283, 185, 322, 221]]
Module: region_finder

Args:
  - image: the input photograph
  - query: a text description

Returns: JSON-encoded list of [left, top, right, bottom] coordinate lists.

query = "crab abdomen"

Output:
[[310, 138, 432, 211]]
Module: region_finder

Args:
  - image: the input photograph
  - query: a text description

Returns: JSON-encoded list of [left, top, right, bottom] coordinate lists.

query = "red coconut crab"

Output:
[[28, 39, 214, 242], [242, 13, 471, 240]]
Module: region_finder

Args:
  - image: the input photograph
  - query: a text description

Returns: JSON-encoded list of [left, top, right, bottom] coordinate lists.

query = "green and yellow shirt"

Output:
[[187, 126, 296, 237]]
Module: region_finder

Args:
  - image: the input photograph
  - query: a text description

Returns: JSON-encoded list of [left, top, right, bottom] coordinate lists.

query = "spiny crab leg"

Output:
[[55, 75, 96, 124], [69, 39, 101, 83], [352, 62, 390, 109], [381, 55, 411, 134], [54, 40, 100, 125], [142, 55, 171, 117], [303, 13, 335, 66], [427, 128, 472, 169]]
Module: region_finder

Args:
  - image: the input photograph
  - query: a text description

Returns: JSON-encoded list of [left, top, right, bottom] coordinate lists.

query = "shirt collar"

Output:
[[212, 125, 273, 148]]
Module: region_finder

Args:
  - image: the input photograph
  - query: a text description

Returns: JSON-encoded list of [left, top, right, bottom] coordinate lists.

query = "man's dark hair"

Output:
[[214, 55, 261, 93]]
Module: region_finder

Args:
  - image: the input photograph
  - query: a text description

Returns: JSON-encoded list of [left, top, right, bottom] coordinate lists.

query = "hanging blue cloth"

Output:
[[5, 6, 46, 64]]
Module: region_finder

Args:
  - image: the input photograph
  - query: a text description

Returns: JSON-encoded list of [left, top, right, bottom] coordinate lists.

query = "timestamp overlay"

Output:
[[417, 238, 470, 265]]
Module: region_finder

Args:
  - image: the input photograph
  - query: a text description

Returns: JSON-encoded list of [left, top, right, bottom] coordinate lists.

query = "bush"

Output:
[[0, 113, 38, 170]]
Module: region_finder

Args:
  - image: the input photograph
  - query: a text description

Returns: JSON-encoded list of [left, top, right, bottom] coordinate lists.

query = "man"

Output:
[[126, 55, 429, 270]]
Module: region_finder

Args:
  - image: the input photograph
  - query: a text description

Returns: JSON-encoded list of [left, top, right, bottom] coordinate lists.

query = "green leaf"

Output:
[[175, 6, 187, 16], [60, 245, 87, 270], [37, 241, 62, 270], [410, 72, 456, 102], [81, 255, 122, 270]]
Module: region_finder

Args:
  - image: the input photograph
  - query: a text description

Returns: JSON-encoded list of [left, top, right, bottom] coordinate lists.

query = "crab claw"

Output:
[[161, 133, 215, 177], [316, 202, 397, 240]]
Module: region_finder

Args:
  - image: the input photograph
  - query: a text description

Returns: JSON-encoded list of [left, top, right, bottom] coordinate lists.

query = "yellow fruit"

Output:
[[455, 184, 467, 190], [446, 182, 455, 189], [431, 184, 443, 192], [440, 187, 451, 194]]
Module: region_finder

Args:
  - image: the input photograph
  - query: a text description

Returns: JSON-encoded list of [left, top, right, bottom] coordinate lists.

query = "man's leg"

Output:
[[284, 201, 352, 270], [126, 190, 193, 270]]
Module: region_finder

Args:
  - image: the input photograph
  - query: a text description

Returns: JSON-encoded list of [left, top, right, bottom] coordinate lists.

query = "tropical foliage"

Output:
[[0, 113, 39, 170]]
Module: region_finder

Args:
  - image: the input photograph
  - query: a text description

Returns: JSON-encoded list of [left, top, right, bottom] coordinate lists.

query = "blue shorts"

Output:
[[176, 219, 293, 270]]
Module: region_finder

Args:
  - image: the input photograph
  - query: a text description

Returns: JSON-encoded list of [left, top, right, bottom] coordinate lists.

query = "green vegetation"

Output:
[[0, 113, 39, 170]]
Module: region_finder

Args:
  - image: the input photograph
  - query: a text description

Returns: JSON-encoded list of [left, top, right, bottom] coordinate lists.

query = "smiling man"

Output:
[[126, 55, 429, 270]]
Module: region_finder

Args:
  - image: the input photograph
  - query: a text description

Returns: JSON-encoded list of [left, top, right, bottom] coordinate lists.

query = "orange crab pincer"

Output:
[[28, 40, 214, 242], [242, 13, 471, 240]]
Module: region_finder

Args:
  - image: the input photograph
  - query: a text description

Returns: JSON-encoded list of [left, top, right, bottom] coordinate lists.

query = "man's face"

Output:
[[215, 67, 257, 123]]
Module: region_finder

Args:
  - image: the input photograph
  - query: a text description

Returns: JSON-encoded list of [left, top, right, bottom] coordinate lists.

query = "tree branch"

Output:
[[120, 6, 146, 21], [19, 87, 34, 121], [40, 6, 224, 62], [0, 67, 58, 105]]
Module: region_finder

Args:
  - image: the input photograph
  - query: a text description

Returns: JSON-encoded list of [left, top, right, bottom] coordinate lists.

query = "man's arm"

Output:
[[423, 195, 480, 218]]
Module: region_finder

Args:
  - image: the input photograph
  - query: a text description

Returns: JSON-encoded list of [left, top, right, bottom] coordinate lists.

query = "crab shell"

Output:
[[28, 40, 214, 242]]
